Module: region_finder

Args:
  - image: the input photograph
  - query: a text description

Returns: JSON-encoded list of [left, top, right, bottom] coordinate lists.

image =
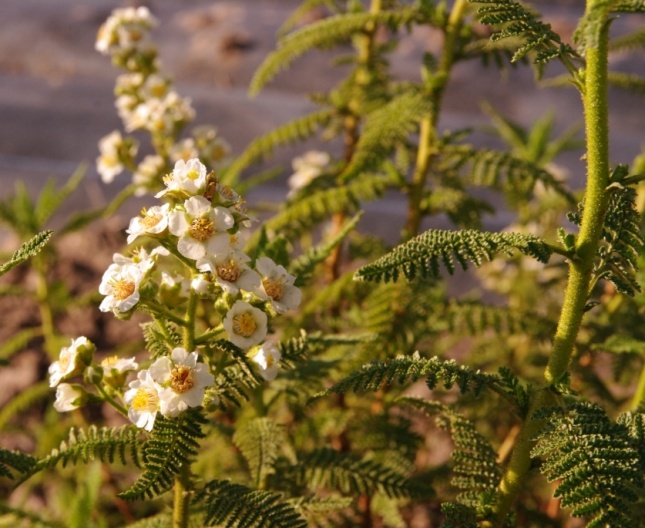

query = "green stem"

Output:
[[403, 0, 467, 240], [34, 255, 58, 358], [183, 292, 198, 351], [490, 8, 611, 524], [172, 465, 191, 528], [95, 384, 128, 417], [631, 360, 645, 411]]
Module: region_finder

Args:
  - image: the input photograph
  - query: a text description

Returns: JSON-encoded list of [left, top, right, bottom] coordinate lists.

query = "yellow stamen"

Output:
[[217, 260, 241, 282], [170, 366, 195, 394], [131, 387, 159, 411], [111, 279, 135, 301], [189, 217, 215, 241], [232, 312, 257, 337], [140, 207, 162, 229], [262, 277, 285, 301], [101, 355, 119, 367]]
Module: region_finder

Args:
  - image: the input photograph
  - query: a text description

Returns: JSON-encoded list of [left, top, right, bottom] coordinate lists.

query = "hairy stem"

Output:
[[490, 6, 611, 524], [172, 465, 191, 528]]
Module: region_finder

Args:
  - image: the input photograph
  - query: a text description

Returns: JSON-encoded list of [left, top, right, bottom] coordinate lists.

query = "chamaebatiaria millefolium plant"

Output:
[[4, 1, 645, 527]]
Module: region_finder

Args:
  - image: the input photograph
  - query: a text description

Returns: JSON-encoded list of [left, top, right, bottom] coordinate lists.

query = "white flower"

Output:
[[101, 355, 138, 376], [160, 271, 190, 299], [255, 257, 302, 314], [288, 150, 330, 196], [49, 337, 94, 387], [156, 158, 208, 198], [168, 196, 234, 260], [99, 263, 145, 314], [190, 273, 211, 295], [251, 342, 282, 381], [193, 125, 231, 168], [126, 204, 170, 244], [112, 246, 168, 272], [53, 384, 87, 412], [96, 131, 136, 184], [223, 300, 268, 349], [96, 6, 157, 56], [148, 348, 214, 418], [196, 250, 261, 295], [169, 138, 199, 164], [124, 370, 161, 431]]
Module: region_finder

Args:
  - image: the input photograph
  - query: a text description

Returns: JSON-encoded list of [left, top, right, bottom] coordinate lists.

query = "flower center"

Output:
[[112, 279, 136, 301], [262, 277, 285, 301], [131, 387, 159, 412], [101, 355, 119, 367], [186, 169, 199, 181], [58, 352, 72, 372], [140, 208, 162, 229], [170, 366, 195, 394], [232, 312, 257, 337], [189, 217, 215, 241], [216, 260, 241, 282]]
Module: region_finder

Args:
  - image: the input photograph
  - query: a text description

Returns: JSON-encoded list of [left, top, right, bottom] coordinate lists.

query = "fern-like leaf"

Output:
[[25, 425, 142, 482], [0, 447, 37, 480], [532, 402, 644, 527], [197, 479, 307, 528], [223, 109, 333, 184], [255, 171, 394, 242], [440, 145, 575, 204], [0, 230, 53, 276], [311, 352, 499, 400], [233, 417, 291, 488], [340, 91, 432, 181], [289, 447, 427, 499], [607, 71, 645, 95], [397, 397, 501, 506], [250, 10, 420, 95], [119, 409, 207, 500], [290, 213, 361, 286], [470, 0, 577, 64], [611, 0, 645, 13], [354, 229, 552, 283]]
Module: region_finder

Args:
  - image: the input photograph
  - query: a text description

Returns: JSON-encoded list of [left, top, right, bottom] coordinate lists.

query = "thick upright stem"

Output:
[[489, 8, 611, 524], [172, 465, 191, 528]]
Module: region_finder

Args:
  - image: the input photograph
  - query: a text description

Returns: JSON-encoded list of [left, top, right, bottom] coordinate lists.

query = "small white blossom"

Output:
[[99, 263, 145, 314], [288, 150, 330, 196], [53, 384, 87, 412], [193, 125, 231, 169], [112, 246, 168, 273], [124, 370, 161, 431], [160, 271, 190, 298], [148, 348, 214, 418], [126, 204, 170, 244], [223, 300, 268, 349], [169, 138, 199, 164], [156, 158, 208, 198], [49, 337, 94, 387], [97, 131, 136, 184], [168, 196, 234, 260], [190, 273, 211, 295], [251, 341, 282, 381], [255, 257, 302, 314], [101, 355, 138, 376], [96, 6, 157, 56], [196, 250, 261, 295]]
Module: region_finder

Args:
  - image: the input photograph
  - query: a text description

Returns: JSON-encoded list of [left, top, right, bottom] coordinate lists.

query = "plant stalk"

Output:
[[403, 0, 467, 240], [490, 7, 611, 524]]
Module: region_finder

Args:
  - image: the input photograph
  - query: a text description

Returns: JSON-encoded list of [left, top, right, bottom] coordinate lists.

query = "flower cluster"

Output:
[[51, 158, 301, 432], [95, 8, 230, 195]]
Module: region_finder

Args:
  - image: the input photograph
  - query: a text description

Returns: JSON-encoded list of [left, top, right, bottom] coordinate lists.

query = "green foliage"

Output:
[[0, 230, 53, 276], [397, 398, 501, 506], [249, 9, 421, 95], [285, 447, 427, 499], [354, 229, 553, 283], [532, 403, 645, 527], [197, 479, 307, 528], [470, 0, 578, 65], [568, 180, 644, 296], [340, 91, 432, 181], [119, 410, 207, 500], [233, 418, 291, 488], [224, 109, 333, 184], [0, 447, 37, 480], [312, 353, 499, 399], [28, 425, 142, 477]]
